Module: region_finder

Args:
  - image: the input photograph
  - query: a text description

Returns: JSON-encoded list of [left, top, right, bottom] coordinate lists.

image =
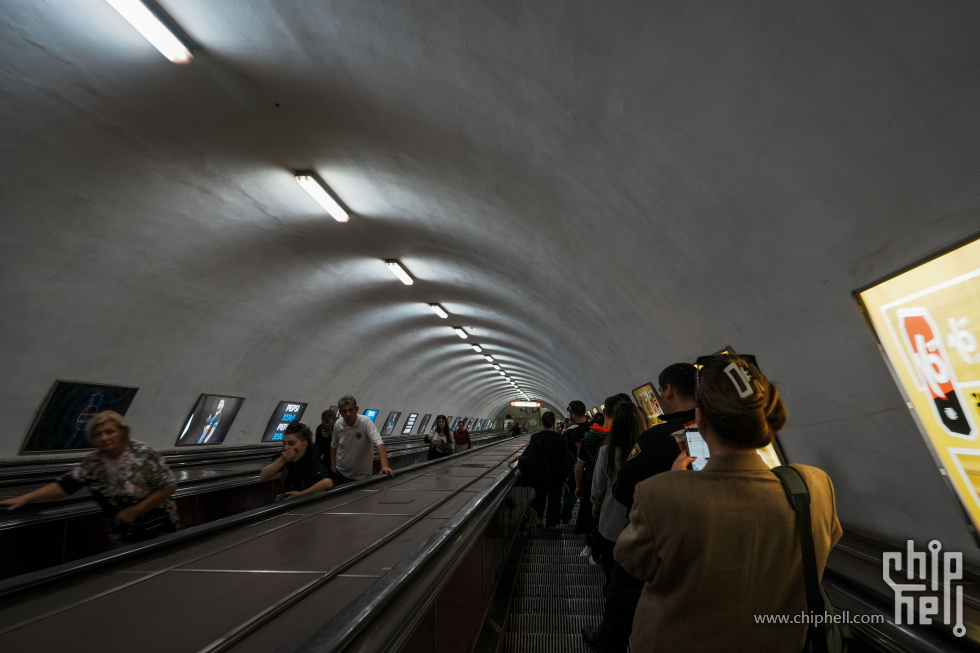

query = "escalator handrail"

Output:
[[296, 460, 524, 653], [0, 435, 522, 602]]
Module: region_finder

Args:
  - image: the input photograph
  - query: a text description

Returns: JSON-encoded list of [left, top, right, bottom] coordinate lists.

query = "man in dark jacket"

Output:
[[314, 409, 337, 469], [518, 411, 569, 528], [560, 400, 589, 523], [582, 363, 697, 653]]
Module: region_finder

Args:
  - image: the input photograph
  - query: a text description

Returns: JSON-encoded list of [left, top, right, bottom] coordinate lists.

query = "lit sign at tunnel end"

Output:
[[856, 235, 980, 541], [510, 401, 542, 408]]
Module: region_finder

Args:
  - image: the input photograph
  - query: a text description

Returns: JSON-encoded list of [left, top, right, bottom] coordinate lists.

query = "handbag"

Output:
[[772, 466, 851, 653], [118, 506, 177, 543]]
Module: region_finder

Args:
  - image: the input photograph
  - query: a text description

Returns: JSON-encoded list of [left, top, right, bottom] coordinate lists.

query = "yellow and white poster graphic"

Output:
[[859, 237, 980, 533], [632, 383, 665, 426]]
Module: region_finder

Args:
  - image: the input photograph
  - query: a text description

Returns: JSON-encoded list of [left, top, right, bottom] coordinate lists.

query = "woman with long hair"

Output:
[[425, 415, 454, 460], [590, 401, 646, 577], [614, 353, 842, 651]]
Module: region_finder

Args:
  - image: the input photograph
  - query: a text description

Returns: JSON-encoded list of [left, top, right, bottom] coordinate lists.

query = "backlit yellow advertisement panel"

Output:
[[858, 236, 980, 537]]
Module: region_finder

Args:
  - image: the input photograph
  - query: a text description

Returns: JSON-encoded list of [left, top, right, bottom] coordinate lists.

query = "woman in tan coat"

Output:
[[614, 353, 842, 652]]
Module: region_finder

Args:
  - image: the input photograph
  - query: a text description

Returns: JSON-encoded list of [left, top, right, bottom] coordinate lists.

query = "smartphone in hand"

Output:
[[683, 429, 710, 471]]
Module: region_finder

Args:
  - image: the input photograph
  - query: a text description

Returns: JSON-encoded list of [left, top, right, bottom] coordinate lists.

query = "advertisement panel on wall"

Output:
[[262, 401, 308, 442], [402, 413, 419, 434], [21, 381, 140, 453], [856, 236, 980, 539], [632, 383, 664, 425], [382, 412, 401, 436], [176, 394, 245, 446]]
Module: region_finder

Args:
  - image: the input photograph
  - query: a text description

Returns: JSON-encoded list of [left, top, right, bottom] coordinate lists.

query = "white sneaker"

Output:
[[579, 545, 592, 557]]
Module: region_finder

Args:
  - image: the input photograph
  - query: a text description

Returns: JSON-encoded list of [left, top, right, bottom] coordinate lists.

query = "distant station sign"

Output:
[[857, 235, 980, 542], [510, 401, 541, 407]]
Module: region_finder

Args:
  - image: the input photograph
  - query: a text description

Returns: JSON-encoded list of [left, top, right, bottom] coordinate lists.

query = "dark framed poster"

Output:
[[176, 394, 245, 446], [21, 380, 139, 453], [401, 413, 419, 434], [262, 401, 308, 442], [382, 411, 401, 436], [417, 414, 432, 434]]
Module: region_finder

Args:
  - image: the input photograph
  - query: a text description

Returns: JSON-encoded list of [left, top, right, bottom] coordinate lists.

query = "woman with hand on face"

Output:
[[424, 415, 455, 460], [260, 422, 334, 499], [0, 411, 180, 546]]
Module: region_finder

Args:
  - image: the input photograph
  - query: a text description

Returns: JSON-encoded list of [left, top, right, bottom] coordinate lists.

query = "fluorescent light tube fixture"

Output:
[[471, 344, 483, 353], [106, 0, 194, 64], [294, 172, 350, 222], [385, 260, 414, 285], [484, 355, 494, 363], [428, 303, 449, 319], [492, 364, 501, 370], [452, 327, 468, 340]]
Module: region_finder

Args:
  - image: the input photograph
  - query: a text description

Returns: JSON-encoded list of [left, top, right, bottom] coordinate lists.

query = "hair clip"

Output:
[[723, 362, 755, 399]]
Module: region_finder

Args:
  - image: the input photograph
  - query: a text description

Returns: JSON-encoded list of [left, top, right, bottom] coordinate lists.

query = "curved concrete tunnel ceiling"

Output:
[[3, 2, 980, 559]]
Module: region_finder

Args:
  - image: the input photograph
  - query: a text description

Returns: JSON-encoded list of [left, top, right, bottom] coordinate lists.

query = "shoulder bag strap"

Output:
[[772, 465, 825, 629]]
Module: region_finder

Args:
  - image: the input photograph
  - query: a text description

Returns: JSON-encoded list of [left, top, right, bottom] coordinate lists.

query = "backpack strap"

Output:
[[771, 466, 825, 635]]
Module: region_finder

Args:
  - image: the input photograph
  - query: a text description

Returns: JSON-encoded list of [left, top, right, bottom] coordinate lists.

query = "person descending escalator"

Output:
[[516, 411, 570, 529]]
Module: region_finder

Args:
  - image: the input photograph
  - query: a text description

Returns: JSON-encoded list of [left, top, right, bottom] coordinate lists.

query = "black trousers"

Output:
[[591, 533, 617, 581], [530, 485, 563, 527], [597, 562, 644, 652], [560, 475, 577, 523]]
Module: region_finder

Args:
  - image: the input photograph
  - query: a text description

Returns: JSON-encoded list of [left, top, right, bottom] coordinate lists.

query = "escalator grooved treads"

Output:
[[503, 508, 607, 652]]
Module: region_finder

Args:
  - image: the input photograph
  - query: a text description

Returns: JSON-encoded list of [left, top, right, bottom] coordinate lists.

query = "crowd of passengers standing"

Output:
[[517, 354, 841, 653]]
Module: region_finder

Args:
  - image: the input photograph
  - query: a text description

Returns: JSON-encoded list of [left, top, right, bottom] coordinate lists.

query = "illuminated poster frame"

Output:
[[176, 394, 245, 446], [855, 234, 980, 542], [363, 409, 379, 422], [261, 401, 308, 442], [417, 414, 432, 434], [401, 412, 419, 435], [382, 411, 401, 437], [632, 383, 664, 426]]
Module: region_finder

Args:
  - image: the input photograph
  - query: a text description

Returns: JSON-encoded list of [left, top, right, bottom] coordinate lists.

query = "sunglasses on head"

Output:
[[694, 350, 759, 402]]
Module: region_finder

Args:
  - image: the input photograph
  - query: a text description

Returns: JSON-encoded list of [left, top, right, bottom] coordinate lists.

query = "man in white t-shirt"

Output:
[[331, 395, 395, 483]]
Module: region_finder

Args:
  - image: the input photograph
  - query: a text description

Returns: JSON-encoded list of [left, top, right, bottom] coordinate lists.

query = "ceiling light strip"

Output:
[[106, 0, 194, 63], [385, 260, 414, 285]]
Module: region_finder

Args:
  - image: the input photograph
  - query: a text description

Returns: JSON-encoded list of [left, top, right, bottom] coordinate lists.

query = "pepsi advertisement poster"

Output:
[[262, 401, 308, 442], [176, 394, 245, 446], [21, 380, 140, 453], [363, 409, 379, 422]]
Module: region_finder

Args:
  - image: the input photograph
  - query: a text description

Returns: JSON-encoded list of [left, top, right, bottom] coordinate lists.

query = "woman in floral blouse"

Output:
[[1, 411, 180, 546]]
